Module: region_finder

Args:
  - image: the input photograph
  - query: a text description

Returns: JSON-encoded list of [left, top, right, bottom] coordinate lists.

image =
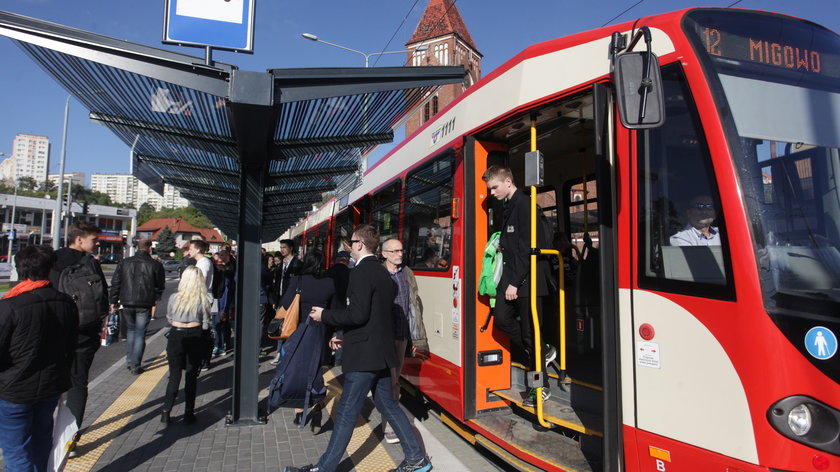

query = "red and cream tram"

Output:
[[285, 8, 840, 472]]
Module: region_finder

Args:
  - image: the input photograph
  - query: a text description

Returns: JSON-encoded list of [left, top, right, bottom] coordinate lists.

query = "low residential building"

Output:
[[136, 217, 225, 254]]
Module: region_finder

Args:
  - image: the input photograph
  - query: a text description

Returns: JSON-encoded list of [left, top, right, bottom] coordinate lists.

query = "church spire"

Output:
[[407, 0, 480, 55]]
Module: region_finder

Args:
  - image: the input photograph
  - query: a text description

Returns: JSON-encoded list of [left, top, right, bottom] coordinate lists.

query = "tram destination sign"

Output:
[[163, 0, 256, 53], [685, 10, 840, 78]]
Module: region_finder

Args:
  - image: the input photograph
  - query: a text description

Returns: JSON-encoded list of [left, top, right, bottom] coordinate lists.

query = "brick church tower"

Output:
[[405, 0, 481, 137]]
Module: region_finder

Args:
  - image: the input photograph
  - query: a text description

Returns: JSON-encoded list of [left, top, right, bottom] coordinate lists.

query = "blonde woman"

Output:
[[161, 266, 211, 426]]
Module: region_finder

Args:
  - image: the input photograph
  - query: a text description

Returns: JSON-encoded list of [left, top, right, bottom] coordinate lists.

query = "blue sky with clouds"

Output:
[[0, 0, 836, 185]]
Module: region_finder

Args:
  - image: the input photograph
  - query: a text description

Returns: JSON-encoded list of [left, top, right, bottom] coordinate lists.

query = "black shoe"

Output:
[[200, 361, 210, 372], [293, 411, 302, 425], [183, 412, 197, 424], [131, 366, 144, 375], [282, 466, 319, 472], [160, 411, 170, 426], [389, 455, 432, 472]]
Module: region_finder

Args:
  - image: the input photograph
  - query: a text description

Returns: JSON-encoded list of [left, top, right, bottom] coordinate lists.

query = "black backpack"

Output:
[[211, 263, 226, 299], [58, 254, 107, 326]]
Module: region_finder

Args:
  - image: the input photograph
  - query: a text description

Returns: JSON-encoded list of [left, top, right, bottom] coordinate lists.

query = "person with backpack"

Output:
[[109, 238, 165, 374], [49, 221, 109, 457], [482, 165, 556, 407]]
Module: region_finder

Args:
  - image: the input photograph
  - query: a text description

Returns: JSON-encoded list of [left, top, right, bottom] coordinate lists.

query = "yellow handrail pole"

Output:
[[529, 116, 550, 428], [538, 248, 566, 375]]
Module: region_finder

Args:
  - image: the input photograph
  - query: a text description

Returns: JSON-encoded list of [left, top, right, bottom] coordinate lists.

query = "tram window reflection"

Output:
[[403, 151, 455, 271]]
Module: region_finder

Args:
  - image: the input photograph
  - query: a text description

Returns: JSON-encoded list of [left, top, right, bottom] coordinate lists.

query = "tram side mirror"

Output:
[[614, 51, 665, 129]]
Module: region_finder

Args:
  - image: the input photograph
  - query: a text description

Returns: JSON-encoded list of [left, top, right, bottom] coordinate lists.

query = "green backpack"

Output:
[[478, 232, 504, 307]]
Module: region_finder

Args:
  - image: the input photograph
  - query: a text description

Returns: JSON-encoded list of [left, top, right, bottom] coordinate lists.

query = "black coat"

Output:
[[325, 263, 350, 308], [277, 257, 303, 298], [110, 251, 165, 308], [499, 188, 552, 297], [0, 286, 79, 403], [322, 255, 397, 373]]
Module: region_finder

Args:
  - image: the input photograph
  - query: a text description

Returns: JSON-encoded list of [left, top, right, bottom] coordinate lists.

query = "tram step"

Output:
[[471, 408, 598, 472], [510, 362, 604, 417], [491, 387, 603, 437]]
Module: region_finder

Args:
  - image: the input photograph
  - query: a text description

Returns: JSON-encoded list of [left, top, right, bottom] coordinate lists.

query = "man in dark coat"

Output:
[[483, 165, 556, 406], [49, 221, 109, 456], [284, 225, 431, 472], [0, 245, 78, 471], [110, 238, 165, 374]]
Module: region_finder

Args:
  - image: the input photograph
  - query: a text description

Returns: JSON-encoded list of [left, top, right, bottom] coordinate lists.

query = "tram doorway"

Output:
[[471, 87, 611, 470]]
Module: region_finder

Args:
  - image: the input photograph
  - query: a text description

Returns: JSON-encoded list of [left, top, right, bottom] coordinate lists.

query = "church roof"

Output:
[[407, 0, 480, 54]]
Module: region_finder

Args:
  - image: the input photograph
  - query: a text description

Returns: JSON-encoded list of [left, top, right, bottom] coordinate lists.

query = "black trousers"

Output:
[[493, 295, 545, 370], [163, 327, 204, 413], [67, 322, 102, 431]]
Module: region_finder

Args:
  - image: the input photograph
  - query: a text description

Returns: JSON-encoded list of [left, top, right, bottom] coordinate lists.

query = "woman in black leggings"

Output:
[[161, 266, 211, 425]]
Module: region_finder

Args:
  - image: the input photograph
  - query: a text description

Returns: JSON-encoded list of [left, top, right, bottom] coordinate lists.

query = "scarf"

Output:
[[3, 279, 51, 299]]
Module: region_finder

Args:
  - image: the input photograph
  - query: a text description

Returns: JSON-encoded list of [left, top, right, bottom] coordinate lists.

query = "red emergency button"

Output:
[[639, 323, 655, 341]]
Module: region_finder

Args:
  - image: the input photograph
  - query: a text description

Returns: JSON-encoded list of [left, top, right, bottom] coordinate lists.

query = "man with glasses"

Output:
[[287, 225, 431, 472], [670, 194, 721, 246], [380, 238, 427, 444]]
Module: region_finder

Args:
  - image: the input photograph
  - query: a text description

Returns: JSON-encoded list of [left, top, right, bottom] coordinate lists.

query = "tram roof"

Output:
[[0, 10, 465, 241]]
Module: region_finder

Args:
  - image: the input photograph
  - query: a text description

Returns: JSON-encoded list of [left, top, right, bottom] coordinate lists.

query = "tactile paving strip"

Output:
[[321, 368, 398, 472], [63, 350, 169, 472]]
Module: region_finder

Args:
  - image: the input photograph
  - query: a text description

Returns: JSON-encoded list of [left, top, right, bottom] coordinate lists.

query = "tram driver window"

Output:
[[403, 152, 455, 271], [638, 65, 733, 297], [372, 180, 402, 246]]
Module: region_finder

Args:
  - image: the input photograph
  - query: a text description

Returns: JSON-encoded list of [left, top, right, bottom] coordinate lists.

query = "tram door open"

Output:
[[470, 85, 617, 471]]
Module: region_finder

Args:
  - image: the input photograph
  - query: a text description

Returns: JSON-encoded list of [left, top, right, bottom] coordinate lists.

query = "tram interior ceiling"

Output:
[[0, 9, 465, 425]]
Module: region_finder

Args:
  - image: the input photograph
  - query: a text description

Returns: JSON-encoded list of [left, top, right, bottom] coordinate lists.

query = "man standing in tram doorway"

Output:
[[482, 165, 556, 406], [288, 225, 432, 472]]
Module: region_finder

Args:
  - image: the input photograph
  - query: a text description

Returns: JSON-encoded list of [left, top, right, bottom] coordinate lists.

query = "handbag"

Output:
[[268, 276, 302, 340]]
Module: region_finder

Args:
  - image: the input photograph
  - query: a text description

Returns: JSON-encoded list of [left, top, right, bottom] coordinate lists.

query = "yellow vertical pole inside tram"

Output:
[[529, 116, 551, 428]]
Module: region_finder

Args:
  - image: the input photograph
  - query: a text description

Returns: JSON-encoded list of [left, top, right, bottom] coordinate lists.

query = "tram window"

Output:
[[403, 151, 455, 271], [332, 209, 353, 258], [566, 178, 599, 260], [372, 180, 402, 246], [638, 65, 734, 298]]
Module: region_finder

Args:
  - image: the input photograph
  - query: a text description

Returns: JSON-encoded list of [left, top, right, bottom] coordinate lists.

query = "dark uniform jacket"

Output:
[[0, 286, 79, 403], [110, 250, 165, 308], [499, 188, 552, 297], [321, 255, 397, 373]]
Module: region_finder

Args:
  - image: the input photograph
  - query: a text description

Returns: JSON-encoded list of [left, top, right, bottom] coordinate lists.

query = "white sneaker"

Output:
[[270, 354, 281, 365], [384, 431, 400, 444]]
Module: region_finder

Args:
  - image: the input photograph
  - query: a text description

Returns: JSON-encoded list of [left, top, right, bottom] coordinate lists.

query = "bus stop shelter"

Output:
[[0, 10, 465, 425]]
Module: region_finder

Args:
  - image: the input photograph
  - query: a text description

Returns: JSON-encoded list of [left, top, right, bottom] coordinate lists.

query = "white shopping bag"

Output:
[[48, 394, 78, 471]]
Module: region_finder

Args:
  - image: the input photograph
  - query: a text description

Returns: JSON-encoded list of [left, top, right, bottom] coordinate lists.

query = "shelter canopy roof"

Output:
[[0, 10, 465, 241]]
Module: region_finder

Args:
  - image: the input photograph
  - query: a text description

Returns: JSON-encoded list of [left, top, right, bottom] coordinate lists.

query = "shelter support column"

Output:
[[228, 70, 275, 426]]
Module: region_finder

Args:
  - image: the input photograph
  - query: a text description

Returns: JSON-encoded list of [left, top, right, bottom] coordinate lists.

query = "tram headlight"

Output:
[[787, 404, 812, 436], [768, 396, 840, 456]]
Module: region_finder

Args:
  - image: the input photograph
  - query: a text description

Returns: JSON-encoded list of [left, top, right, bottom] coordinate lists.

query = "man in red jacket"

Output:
[[0, 245, 78, 471]]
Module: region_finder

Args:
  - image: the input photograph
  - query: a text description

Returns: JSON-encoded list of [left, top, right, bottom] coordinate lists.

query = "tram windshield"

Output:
[[685, 10, 840, 316]]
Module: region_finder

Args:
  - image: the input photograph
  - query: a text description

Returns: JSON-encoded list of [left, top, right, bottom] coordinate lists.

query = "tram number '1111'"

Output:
[[702, 27, 822, 73]]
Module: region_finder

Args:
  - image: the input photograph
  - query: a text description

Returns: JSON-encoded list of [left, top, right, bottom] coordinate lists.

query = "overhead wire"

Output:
[[372, 0, 458, 67], [728, 0, 745, 7], [600, 0, 645, 27], [370, 0, 423, 67]]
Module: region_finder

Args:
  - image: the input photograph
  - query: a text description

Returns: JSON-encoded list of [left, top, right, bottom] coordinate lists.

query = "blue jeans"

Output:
[[212, 313, 232, 351], [123, 307, 150, 370], [316, 370, 423, 472], [0, 395, 60, 472]]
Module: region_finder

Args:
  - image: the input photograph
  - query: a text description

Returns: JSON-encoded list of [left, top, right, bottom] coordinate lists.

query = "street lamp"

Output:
[[301, 33, 427, 67]]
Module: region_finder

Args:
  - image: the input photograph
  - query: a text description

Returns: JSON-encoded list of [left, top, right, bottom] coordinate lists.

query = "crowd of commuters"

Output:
[[0, 218, 434, 472]]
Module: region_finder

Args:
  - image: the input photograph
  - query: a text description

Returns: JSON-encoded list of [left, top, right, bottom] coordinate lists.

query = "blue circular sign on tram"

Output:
[[805, 326, 838, 360]]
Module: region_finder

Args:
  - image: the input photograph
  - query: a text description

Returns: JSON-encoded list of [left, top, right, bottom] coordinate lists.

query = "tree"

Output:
[[137, 202, 156, 225], [155, 225, 176, 258], [17, 176, 38, 192], [38, 180, 57, 193]]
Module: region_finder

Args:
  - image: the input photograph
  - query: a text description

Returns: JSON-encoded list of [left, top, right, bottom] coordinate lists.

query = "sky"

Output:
[[0, 0, 836, 187]]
